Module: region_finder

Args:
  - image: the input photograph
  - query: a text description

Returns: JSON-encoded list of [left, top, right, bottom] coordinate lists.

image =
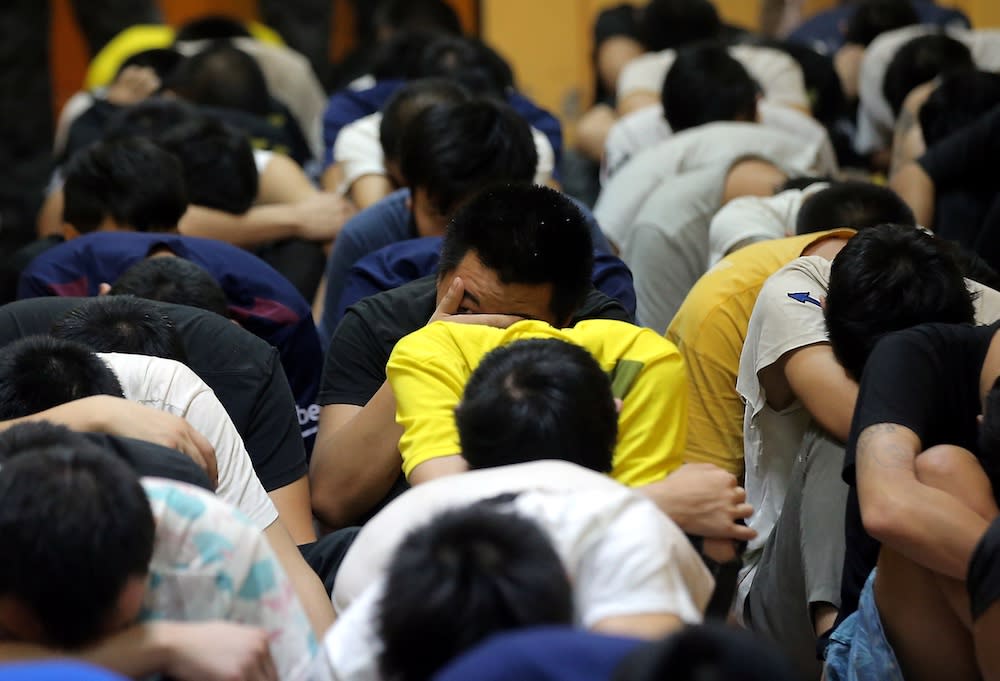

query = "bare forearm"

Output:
[[889, 162, 935, 229], [0, 623, 171, 678], [263, 522, 336, 635], [178, 205, 297, 247], [309, 383, 404, 527]]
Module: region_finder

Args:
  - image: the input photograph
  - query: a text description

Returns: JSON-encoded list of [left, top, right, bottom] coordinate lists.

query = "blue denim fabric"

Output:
[[824, 570, 905, 681]]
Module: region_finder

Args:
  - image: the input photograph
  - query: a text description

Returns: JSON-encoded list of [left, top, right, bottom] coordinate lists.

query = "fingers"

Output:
[[722, 522, 757, 542], [256, 646, 279, 681], [189, 428, 219, 489], [430, 277, 463, 321], [731, 502, 754, 520], [451, 313, 525, 329]]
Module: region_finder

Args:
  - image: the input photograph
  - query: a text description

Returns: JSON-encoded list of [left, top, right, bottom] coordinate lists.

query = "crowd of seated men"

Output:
[[3, 0, 1000, 680]]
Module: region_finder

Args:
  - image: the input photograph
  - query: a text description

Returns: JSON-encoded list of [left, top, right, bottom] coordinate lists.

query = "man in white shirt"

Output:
[[0, 335, 335, 637]]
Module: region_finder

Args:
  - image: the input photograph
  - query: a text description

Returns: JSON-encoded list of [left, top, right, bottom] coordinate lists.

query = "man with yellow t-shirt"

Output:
[[388, 318, 686, 488], [666, 181, 916, 478]]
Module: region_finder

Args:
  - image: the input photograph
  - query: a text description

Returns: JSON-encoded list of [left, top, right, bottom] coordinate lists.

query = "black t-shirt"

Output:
[[837, 321, 1000, 624], [0, 297, 307, 492], [318, 275, 634, 407], [918, 105, 1000, 269], [83, 432, 213, 490]]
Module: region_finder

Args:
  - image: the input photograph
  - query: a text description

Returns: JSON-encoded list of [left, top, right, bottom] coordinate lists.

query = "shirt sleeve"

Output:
[[185, 385, 279, 531], [707, 192, 799, 267], [844, 332, 940, 485], [333, 115, 387, 191], [387, 323, 475, 478], [318, 308, 389, 407], [576, 495, 714, 626], [617, 51, 674, 100], [244, 353, 310, 492]]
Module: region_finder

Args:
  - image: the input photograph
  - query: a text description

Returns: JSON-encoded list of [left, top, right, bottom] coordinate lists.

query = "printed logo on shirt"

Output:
[[787, 291, 822, 307]]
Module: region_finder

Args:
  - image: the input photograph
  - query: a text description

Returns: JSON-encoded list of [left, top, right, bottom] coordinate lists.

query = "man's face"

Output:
[[436, 252, 557, 325], [0, 575, 147, 646], [410, 187, 452, 237]]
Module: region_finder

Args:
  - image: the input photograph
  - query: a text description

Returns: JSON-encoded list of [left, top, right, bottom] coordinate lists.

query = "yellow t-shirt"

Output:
[[387, 319, 688, 487], [665, 229, 856, 476]]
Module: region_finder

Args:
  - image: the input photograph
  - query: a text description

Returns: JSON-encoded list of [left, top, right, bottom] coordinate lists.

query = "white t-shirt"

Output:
[[324, 461, 713, 681], [594, 121, 827, 253], [603, 100, 837, 183], [855, 26, 1000, 155], [734, 257, 1000, 613], [100, 352, 278, 530], [617, 44, 810, 110], [707, 183, 829, 267], [330, 112, 556, 192]]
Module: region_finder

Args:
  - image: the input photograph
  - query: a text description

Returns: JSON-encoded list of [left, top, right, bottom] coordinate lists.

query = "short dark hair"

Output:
[[50, 297, 187, 363], [174, 15, 253, 42], [373, 0, 463, 38], [919, 69, 1000, 147], [883, 33, 973, 117], [154, 116, 258, 215], [167, 42, 270, 116], [399, 100, 537, 217], [372, 29, 451, 81], [0, 424, 154, 649], [418, 36, 516, 99], [104, 97, 205, 142], [824, 223, 976, 379], [63, 137, 188, 234], [378, 503, 573, 681], [638, 0, 721, 52], [457, 339, 617, 473], [843, 0, 919, 47], [662, 45, 759, 132], [0, 336, 124, 420], [612, 624, 798, 681], [438, 184, 594, 325], [110, 257, 231, 319], [379, 78, 470, 166], [116, 48, 184, 82], [796, 181, 915, 234]]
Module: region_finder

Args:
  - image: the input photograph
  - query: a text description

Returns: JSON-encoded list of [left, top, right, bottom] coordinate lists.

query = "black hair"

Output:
[[116, 48, 184, 82], [612, 624, 798, 681], [50, 297, 188, 364], [417, 36, 515, 99], [919, 69, 1000, 147], [0, 336, 124, 420], [154, 116, 258, 215], [662, 44, 759, 132], [174, 15, 253, 42], [638, 0, 721, 52], [63, 137, 188, 234], [371, 29, 452, 81], [438, 184, 594, 325], [373, 0, 463, 38], [824, 223, 976, 380], [796, 181, 915, 234], [104, 97, 206, 141], [457, 339, 617, 472], [110, 257, 231, 319], [0, 424, 154, 649], [399, 100, 537, 217], [379, 78, 470, 165], [377, 504, 573, 681], [843, 0, 919, 47], [167, 42, 270, 117], [883, 33, 973, 117]]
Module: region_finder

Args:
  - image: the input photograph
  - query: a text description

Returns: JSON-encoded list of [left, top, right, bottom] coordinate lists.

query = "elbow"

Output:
[[309, 476, 358, 530], [860, 493, 910, 545]]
